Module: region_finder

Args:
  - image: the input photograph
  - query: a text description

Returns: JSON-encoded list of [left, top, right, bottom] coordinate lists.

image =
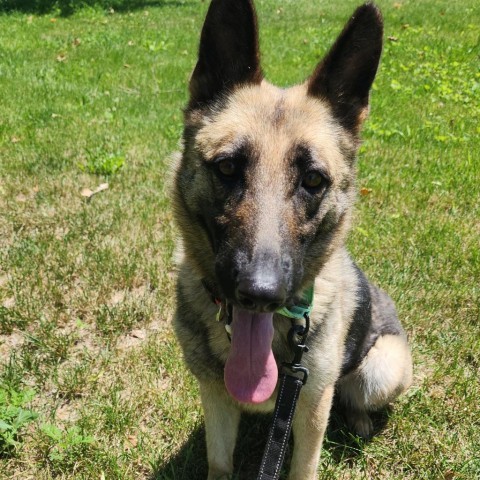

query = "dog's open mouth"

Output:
[[224, 307, 278, 404]]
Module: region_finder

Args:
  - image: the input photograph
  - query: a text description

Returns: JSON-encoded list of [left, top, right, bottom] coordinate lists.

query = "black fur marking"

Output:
[[307, 3, 383, 133], [196, 214, 217, 254], [293, 144, 332, 183], [182, 124, 201, 149], [188, 0, 263, 109], [289, 145, 332, 221], [341, 263, 405, 376], [341, 264, 373, 375], [175, 281, 225, 380]]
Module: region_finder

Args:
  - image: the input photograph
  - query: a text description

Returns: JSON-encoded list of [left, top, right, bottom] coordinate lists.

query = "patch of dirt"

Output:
[[55, 401, 80, 423], [0, 330, 25, 362], [116, 319, 165, 351], [109, 290, 125, 306], [0, 274, 9, 287], [108, 284, 148, 307], [2, 296, 15, 308], [70, 327, 101, 358]]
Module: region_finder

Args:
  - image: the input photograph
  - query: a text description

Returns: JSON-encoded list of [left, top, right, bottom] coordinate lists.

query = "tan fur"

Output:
[[289, 384, 335, 480], [201, 382, 241, 480], [337, 334, 413, 412], [191, 83, 353, 184], [336, 334, 412, 438]]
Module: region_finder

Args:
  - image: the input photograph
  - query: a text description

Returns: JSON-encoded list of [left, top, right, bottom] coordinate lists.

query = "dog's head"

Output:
[[174, 0, 383, 312]]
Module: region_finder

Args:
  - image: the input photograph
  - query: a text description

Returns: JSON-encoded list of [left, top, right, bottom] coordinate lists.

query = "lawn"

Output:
[[0, 0, 479, 478]]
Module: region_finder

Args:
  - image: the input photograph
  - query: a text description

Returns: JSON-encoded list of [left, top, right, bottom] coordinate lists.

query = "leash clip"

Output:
[[282, 313, 310, 385]]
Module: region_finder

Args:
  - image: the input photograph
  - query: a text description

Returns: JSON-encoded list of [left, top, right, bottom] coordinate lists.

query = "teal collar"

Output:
[[276, 285, 314, 320]]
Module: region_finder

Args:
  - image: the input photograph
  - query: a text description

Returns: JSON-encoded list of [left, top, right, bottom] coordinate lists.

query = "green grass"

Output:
[[0, 0, 479, 478]]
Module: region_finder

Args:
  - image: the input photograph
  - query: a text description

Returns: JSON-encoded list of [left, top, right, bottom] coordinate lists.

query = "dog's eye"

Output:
[[302, 171, 324, 190], [216, 158, 237, 177], [211, 155, 245, 186]]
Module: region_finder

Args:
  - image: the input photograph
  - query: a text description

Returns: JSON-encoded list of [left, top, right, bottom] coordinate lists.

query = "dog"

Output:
[[172, 1, 413, 478]]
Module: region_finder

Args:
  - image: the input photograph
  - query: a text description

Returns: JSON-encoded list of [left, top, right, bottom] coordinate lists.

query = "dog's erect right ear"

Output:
[[307, 3, 383, 134], [188, 0, 262, 109]]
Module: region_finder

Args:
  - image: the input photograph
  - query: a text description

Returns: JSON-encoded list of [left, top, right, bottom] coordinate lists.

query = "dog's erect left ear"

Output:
[[307, 3, 383, 134], [188, 0, 262, 109]]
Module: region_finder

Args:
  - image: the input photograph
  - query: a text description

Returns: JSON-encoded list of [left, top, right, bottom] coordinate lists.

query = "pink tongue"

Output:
[[224, 307, 278, 404]]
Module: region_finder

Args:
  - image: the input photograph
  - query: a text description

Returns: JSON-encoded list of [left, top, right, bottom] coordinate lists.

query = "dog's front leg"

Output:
[[200, 382, 241, 480], [288, 384, 335, 480]]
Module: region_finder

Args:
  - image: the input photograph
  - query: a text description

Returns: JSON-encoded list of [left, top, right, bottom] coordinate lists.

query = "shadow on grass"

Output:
[[150, 407, 391, 479], [0, 0, 192, 16], [150, 414, 273, 480], [324, 405, 390, 465]]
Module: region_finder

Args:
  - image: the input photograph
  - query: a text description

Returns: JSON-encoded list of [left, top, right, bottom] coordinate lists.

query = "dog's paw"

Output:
[[347, 410, 373, 439]]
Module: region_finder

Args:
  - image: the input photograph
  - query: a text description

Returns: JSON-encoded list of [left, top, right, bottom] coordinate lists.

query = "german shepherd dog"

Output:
[[172, 1, 413, 478]]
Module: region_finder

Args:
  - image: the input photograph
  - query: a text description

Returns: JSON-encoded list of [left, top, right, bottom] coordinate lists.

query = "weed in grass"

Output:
[[0, 385, 38, 455], [37, 423, 98, 476], [80, 151, 125, 176], [39, 423, 93, 462]]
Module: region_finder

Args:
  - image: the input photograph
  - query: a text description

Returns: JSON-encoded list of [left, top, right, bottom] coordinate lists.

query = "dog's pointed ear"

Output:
[[188, 0, 262, 109], [307, 3, 383, 134]]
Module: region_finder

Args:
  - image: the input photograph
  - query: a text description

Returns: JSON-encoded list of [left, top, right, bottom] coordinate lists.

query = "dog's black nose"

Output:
[[236, 278, 286, 312], [235, 256, 287, 312]]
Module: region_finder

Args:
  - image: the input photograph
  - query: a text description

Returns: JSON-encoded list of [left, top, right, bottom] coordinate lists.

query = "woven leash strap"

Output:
[[256, 373, 304, 480]]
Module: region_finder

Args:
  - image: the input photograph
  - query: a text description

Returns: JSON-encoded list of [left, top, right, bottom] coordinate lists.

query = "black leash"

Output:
[[256, 314, 310, 480]]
